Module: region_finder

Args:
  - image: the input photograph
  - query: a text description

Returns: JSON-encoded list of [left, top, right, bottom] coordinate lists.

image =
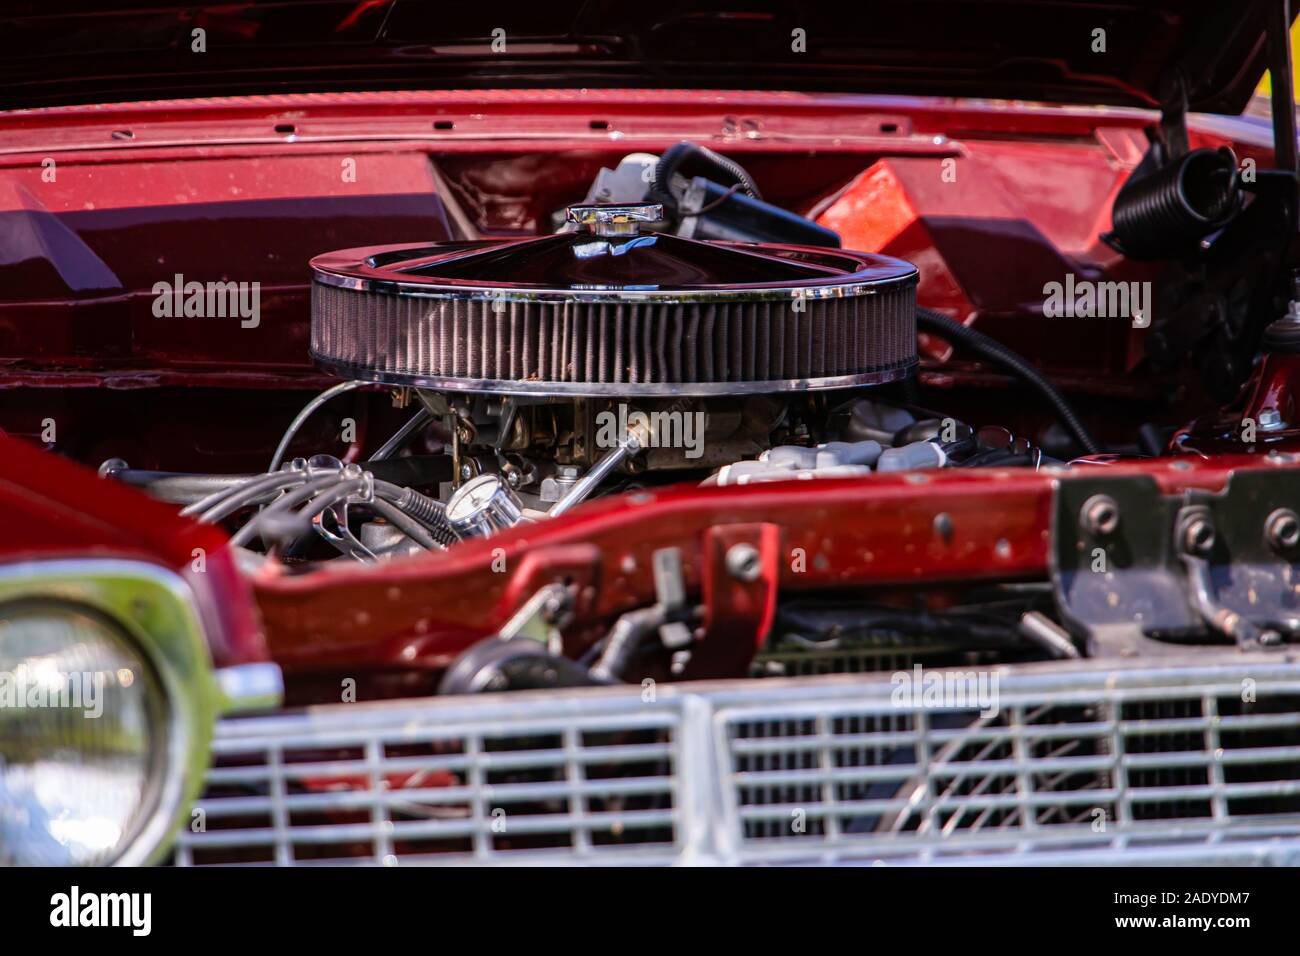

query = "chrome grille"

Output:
[[175, 702, 678, 866], [175, 660, 1300, 866]]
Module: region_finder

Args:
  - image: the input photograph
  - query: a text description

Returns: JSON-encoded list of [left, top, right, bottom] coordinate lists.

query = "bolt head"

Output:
[[97, 457, 129, 478], [724, 543, 762, 583]]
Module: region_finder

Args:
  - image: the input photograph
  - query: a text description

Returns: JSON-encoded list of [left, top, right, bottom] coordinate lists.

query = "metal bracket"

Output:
[[493, 543, 600, 656], [684, 523, 781, 679], [1050, 469, 1300, 655], [312, 506, 377, 562], [652, 547, 694, 656], [496, 582, 574, 655]]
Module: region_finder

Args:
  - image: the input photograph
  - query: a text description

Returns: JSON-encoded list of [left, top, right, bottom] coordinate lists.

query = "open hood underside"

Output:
[[0, 0, 1289, 114]]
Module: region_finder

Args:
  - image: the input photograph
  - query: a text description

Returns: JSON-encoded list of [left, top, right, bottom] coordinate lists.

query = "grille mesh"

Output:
[[173, 662, 1300, 866], [311, 282, 916, 393]]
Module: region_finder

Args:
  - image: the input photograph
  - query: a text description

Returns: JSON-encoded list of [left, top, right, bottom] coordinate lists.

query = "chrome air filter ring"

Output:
[[310, 228, 918, 397]]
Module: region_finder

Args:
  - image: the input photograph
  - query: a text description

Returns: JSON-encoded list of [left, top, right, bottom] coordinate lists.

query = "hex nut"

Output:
[[1181, 516, 1216, 555], [1080, 494, 1120, 536], [1266, 508, 1300, 552]]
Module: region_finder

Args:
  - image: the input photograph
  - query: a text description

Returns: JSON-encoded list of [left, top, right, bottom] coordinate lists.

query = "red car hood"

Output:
[[0, 0, 1287, 113]]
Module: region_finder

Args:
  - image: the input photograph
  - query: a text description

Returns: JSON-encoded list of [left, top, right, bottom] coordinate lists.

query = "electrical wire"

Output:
[[915, 307, 1101, 455], [269, 380, 368, 473]]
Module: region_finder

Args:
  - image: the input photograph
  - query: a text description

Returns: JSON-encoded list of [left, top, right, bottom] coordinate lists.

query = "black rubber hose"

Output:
[[366, 498, 442, 551], [957, 450, 1037, 469], [290, 481, 368, 527], [276, 483, 447, 555], [261, 481, 444, 553], [120, 471, 264, 508], [112, 455, 453, 507], [230, 474, 359, 548], [1106, 147, 1241, 259], [439, 638, 609, 695], [589, 606, 668, 683], [915, 307, 1101, 455], [651, 142, 762, 213], [192, 471, 312, 522], [372, 481, 459, 546]]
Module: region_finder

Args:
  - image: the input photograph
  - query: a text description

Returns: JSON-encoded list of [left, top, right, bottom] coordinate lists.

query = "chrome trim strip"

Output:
[[311, 354, 916, 397], [216, 663, 284, 715], [311, 267, 920, 305]]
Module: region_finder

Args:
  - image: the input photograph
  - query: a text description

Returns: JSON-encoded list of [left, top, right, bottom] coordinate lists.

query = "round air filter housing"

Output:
[[311, 203, 918, 396]]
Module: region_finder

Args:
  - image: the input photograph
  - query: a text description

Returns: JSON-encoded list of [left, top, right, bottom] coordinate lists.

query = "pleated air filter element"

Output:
[[310, 203, 918, 396]]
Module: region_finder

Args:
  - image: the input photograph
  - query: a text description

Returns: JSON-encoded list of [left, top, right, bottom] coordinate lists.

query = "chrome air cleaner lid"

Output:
[[310, 203, 918, 396]]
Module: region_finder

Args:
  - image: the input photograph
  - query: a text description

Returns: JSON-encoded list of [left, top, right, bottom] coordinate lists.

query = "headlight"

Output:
[[0, 561, 223, 866], [0, 603, 164, 865]]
